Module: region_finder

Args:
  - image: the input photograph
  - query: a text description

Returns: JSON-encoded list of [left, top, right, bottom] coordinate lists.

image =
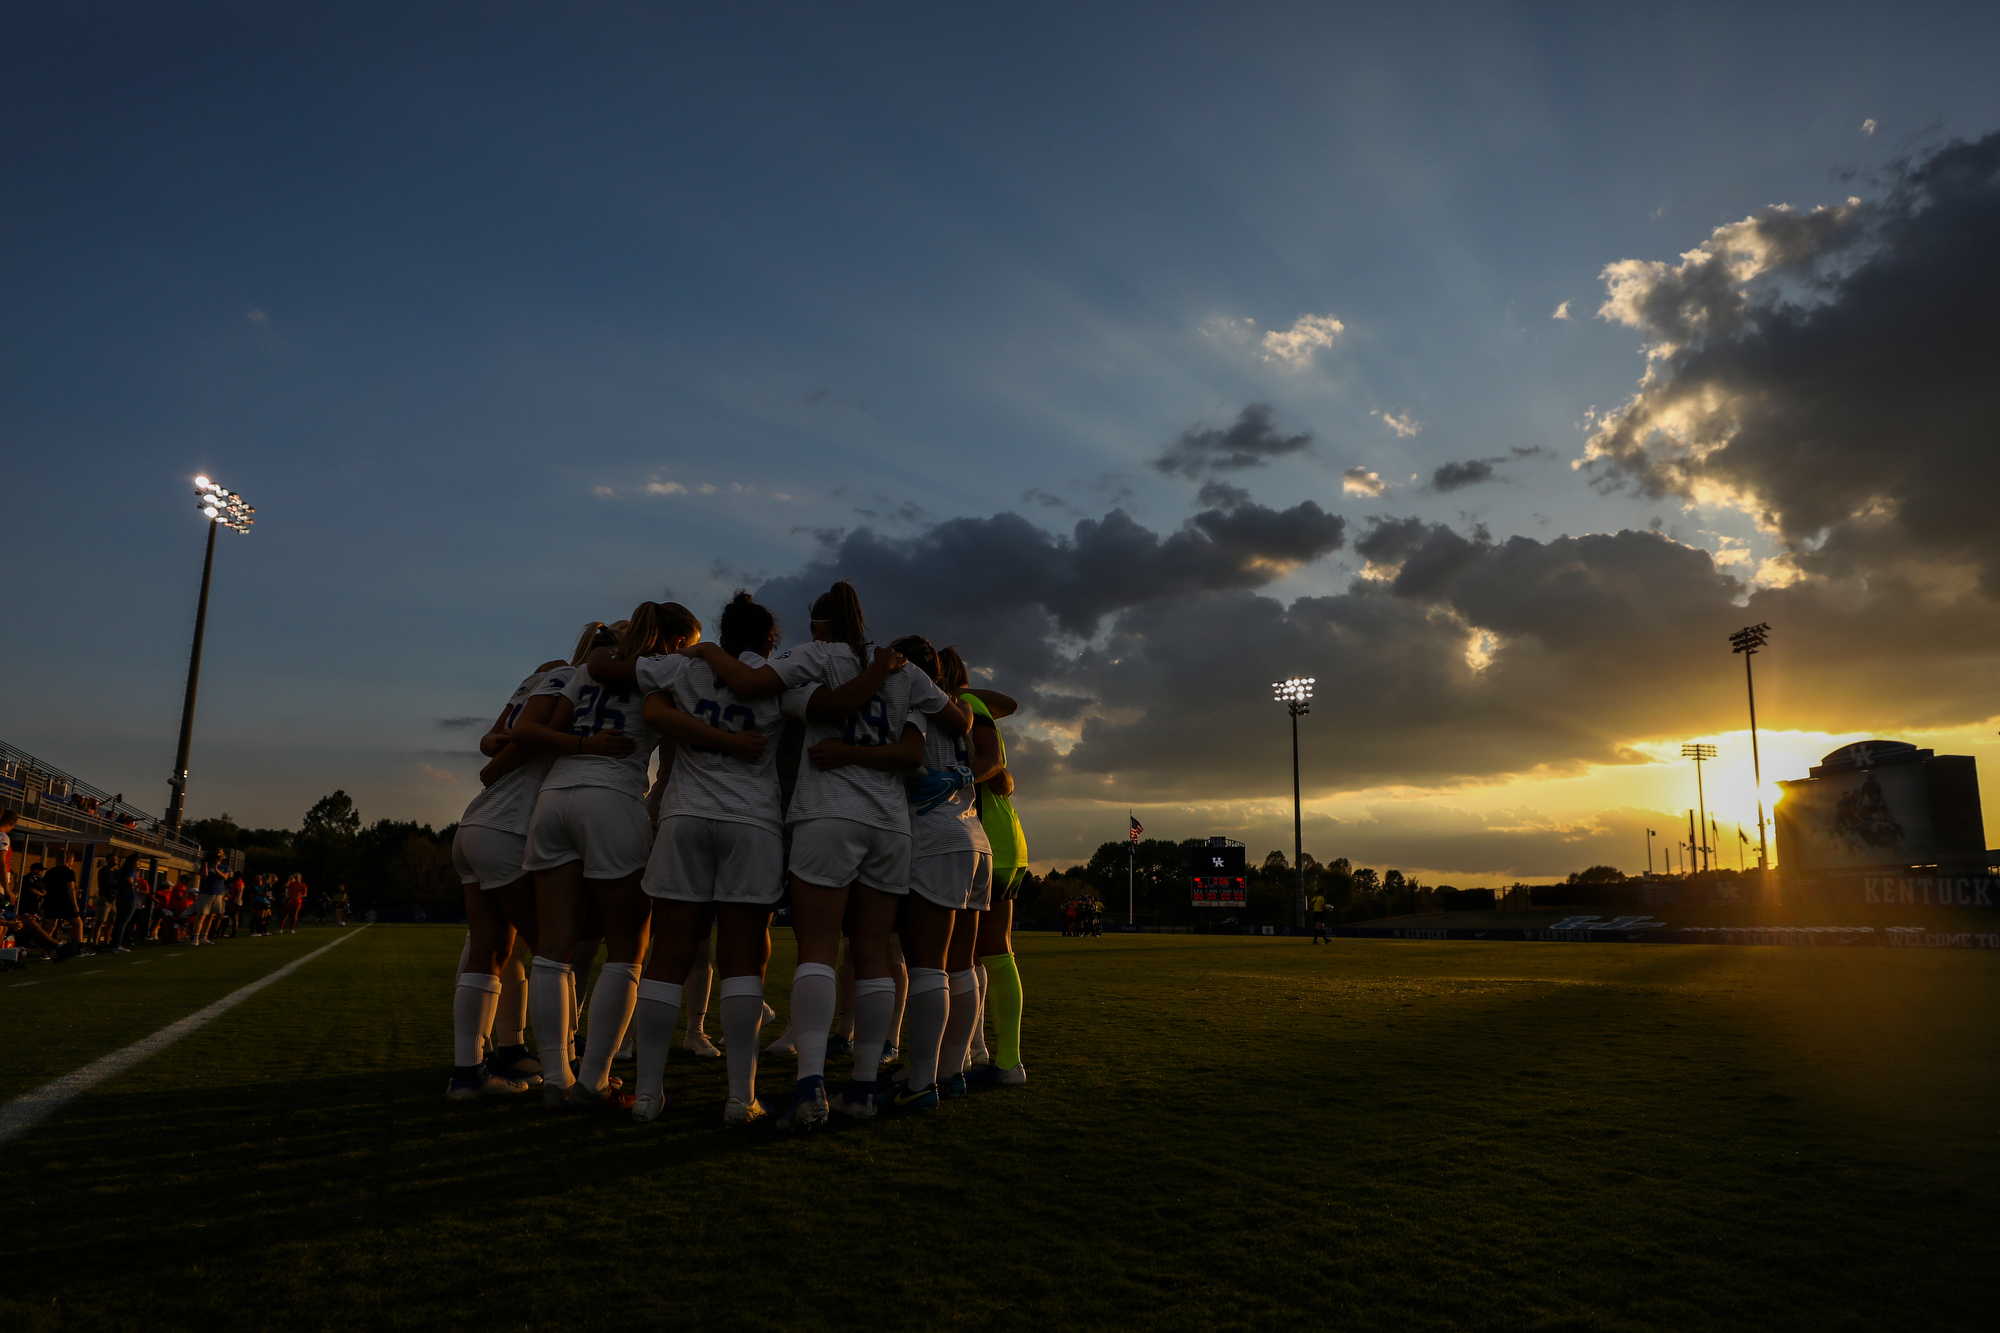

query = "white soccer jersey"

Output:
[[636, 651, 788, 835], [910, 719, 992, 859], [459, 667, 565, 835], [535, 660, 662, 798], [768, 640, 951, 834]]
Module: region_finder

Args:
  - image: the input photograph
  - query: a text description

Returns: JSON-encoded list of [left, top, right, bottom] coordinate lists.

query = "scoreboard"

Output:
[[1191, 839, 1247, 907]]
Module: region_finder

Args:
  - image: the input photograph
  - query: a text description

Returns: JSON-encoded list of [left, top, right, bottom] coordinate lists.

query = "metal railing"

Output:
[[0, 739, 202, 858]]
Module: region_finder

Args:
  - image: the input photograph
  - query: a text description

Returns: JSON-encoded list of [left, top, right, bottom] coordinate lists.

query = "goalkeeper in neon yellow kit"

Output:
[[963, 679, 1028, 1087]]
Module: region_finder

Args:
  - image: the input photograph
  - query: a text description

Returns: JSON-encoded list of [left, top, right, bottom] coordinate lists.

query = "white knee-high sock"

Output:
[[453, 973, 502, 1067], [579, 961, 640, 1091], [493, 955, 528, 1047], [684, 948, 714, 1039], [969, 961, 991, 1062], [850, 977, 897, 1088], [529, 957, 575, 1088], [941, 968, 980, 1076], [791, 963, 838, 1081], [904, 968, 949, 1090], [719, 976, 765, 1104], [634, 978, 682, 1102]]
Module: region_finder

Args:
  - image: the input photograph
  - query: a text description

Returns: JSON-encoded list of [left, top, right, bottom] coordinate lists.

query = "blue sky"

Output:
[[7, 3, 2000, 877]]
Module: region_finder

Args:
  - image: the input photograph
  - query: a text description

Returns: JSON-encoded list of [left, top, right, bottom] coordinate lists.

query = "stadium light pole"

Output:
[[166, 476, 255, 831], [1682, 744, 1717, 873], [1273, 677, 1314, 928], [1730, 623, 1772, 871]]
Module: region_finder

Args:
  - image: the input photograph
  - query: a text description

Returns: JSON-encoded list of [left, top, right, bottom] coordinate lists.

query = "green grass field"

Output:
[[4, 926, 1995, 1331]]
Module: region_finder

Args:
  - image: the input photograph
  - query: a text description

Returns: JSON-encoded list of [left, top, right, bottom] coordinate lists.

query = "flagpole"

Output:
[[1127, 816, 1135, 926]]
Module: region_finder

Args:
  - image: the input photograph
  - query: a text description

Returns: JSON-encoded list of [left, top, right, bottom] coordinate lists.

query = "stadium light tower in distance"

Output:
[[1730, 622, 1772, 870], [1682, 742, 1718, 873], [167, 476, 256, 831], [1273, 677, 1314, 928]]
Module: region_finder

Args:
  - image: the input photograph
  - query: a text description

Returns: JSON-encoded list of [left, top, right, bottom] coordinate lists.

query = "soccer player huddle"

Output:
[[447, 579, 1030, 1131]]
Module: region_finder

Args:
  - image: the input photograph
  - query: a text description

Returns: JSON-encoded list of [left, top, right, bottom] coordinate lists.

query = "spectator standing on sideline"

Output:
[[0, 810, 16, 907], [223, 873, 246, 939], [329, 882, 349, 926], [191, 853, 228, 947], [94, 853, 122, 946], [41, 851, 88, 959], [279, 873, 306, 934], [1309, 890, 1329, 945], [251, 874, 274, 935], [109, 852, 143, 951]]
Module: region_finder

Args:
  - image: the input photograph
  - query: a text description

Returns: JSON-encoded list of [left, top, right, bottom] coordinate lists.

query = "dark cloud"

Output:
[[1154, 403, 1312, 477], [1586, 132, 2000, 590], [1430, 459, 1497, 492], [754, 498, 1344, 693]]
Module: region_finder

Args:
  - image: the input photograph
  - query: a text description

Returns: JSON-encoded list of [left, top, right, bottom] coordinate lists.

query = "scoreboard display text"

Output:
[[1191, 843, 1248, 907]]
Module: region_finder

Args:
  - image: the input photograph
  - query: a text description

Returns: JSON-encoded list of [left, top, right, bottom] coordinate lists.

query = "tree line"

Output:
[[183, 791, 460, 915]]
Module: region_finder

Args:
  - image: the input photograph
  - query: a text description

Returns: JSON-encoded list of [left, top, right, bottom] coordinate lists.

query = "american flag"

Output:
[[1128, 814, 1143, 841]]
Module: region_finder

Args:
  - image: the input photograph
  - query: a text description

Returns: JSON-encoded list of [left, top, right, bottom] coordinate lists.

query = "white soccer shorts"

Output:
[[909, 850, 991, 912], [643, 815, 784, 905], [452, 824, 529, 891], [522, 786, 653, 880], [788, 818, 911, 894]]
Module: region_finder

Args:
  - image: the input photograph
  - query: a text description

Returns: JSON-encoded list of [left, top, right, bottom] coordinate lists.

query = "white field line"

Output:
[[0, 926, 369, 1146]]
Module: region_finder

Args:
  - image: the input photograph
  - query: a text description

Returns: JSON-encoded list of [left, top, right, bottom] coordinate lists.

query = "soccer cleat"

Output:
[[683, 1031, 722, 1059], [542, 1082, 575, 1110], [764, 1028, 797, 1058], [938, 1071, 968, 1100], [826, 1033, 853, 1058], [723, 1096, 770, 1126], [488, 1045, 543, 1084], [832, 1080, 879, 1120], [875, 1081, 938, 1112], [448, 1066, 532, 1100], [631, 1091, 671, 1123], [568, 1079, 637, 1111], [781, 1076, 828, 1131], [966, 1061, 1026, 1088]]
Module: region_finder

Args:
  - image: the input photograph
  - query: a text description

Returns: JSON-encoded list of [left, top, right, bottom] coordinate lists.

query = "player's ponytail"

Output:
[[810, 580, 869, 663], [936, 646, 970, 693], [620, 601, 702, 659], [720, 591, 778, 658], [569, 621, 610, 666], [890, 634, 940, 682]]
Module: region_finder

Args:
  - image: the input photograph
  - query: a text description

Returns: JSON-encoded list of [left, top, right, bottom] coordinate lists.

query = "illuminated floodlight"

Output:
[[191, 476, 255, 534], [1272, 676, 1314, 708]]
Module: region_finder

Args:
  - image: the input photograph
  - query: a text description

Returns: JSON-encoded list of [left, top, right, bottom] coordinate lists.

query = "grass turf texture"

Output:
[[2, 927, 1993, 1331]]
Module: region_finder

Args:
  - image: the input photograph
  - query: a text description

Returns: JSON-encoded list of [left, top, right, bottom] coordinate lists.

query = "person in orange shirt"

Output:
[[279, 874, 307, 934]]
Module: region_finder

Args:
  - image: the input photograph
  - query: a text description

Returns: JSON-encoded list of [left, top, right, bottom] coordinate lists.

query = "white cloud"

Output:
[[644, 480, 685, 496], [1342, 467, 1385, 497], [593, 485, 616, 497], [1552, 299, 1571, 321], [1862, 118, 1877, 136], [697, 482, 718, 495], [1259, 313, 1346, 367], [1373, 409, 1423, 438], [244, 307, 269, 326]]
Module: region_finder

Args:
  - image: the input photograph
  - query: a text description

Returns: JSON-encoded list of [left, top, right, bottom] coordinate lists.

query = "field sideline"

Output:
[[4, 927, 1995, 1331]]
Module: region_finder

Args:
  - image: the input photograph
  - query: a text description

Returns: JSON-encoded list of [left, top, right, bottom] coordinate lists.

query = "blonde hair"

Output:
[[619, 601, 701, 659], [569, 621, 613, 666]]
